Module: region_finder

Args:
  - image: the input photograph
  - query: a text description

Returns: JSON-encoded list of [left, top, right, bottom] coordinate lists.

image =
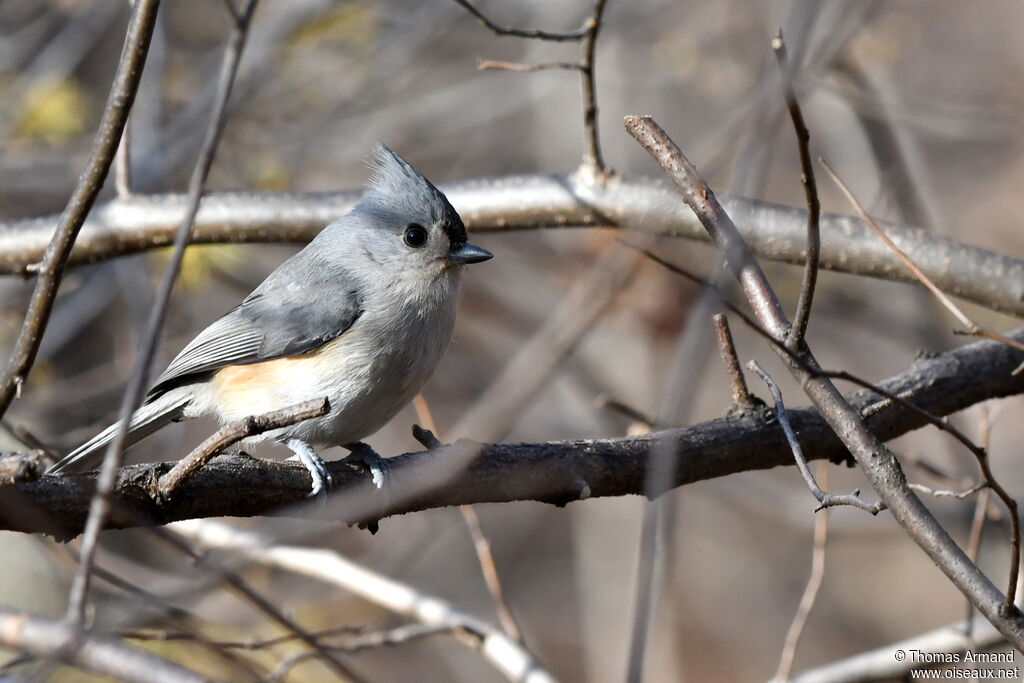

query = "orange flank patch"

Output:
[[211, 348, 332, 419]]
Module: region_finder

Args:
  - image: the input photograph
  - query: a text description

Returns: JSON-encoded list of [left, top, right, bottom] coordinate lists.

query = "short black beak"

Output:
[[448, 241, 493, 265]]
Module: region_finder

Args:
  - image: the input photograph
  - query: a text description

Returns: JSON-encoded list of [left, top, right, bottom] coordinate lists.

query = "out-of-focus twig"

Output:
[[157, 397, 329, 501], [0, 607, 206, 683], [67, 0, 259, 626], [3, 178, 1024, 318], [173, 519, 557, 683], [774, 463, 830, 682], [821, 159, 1024, 355], [624, 113, 1024, 645], [477, 59, 580, 72], [0, 0, 161, 420], [412, 395, 526, 644]]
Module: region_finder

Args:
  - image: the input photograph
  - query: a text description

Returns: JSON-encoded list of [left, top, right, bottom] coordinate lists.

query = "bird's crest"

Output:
[[361, 143, 466, 241]]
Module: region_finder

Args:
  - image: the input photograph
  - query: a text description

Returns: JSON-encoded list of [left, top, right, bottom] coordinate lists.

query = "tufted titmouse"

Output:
[[50, 144, 492, 495]]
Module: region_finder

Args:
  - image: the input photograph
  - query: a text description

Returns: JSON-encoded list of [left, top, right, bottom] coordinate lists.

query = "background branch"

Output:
[[3, 177, 1021, 317]]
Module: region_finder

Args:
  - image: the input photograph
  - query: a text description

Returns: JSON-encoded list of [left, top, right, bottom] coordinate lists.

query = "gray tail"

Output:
[[49, 393, 191, 474]]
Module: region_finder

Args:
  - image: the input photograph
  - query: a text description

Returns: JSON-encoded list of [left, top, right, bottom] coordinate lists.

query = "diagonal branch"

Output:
[[67, 0, 260, 626], [0, 0, 161, 420], [623, 114, 1024, 645]]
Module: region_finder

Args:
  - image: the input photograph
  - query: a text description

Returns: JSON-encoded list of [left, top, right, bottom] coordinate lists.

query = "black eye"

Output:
[[403, 224, 428, 248]]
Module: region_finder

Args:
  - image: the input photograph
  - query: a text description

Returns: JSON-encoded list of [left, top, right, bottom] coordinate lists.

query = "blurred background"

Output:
[[1, 0, 1023, 680]]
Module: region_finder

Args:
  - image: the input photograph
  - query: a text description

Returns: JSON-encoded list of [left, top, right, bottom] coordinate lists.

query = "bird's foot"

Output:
[[342, 442, 389, 489], [285, 439, 332, 498]]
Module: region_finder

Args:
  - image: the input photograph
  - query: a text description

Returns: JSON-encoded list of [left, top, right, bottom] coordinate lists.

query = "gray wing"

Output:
[[148, 256, 363, 398]]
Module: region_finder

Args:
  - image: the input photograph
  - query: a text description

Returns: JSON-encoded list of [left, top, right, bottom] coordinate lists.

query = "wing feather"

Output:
[[147, 255, 363, 399]]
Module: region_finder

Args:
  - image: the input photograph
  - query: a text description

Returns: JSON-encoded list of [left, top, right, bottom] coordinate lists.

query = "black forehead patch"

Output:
[[441, 215, 468, 244]]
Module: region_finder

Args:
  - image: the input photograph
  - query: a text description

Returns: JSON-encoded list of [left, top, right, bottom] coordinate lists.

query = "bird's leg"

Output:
[[284, 438, 332, 498], [342, 442, 389, 489]]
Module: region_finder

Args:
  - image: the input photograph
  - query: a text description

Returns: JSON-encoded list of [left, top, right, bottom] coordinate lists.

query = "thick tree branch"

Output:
[[1, 329, 1018, 541], [3, 176, 1021, 317]]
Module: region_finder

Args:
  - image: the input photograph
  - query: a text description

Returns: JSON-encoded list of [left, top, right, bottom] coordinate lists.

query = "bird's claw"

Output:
[[343, 442, 389, 489], [285, 439, 333, 499]]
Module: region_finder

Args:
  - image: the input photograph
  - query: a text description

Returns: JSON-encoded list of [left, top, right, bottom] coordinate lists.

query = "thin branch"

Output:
[[477, 59, 582, 72], [773, 31, 821, 349], [267, 624, 458, 681], [459, 0, 609, 178], [0, 0, 161, 420], [624, 113, 1024, 646], [774, 462, 830, 682], [712, 313, 754, 411], [3, 178, 1024, 318], [412, 395, 525, 644], [67, 0, 259, 626], [118, 623, 363, 650], [0, 607, 205, 683], [748, 360, 884, 514], [451, 0, 589, 41], [157, 397, 329, 501], [9, 327, 1023, 539], [173, 519, 557, 683], [821, 159, 1024, 354], [579, 0, 608, 176], [909, 482, 988, 500]]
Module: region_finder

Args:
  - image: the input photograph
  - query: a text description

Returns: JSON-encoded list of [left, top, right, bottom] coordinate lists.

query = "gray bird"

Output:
[[50, 144, 493, 494]]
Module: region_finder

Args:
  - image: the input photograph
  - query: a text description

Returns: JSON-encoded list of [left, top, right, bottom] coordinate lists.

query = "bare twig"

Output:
[[773, 31, 821, 349], [624, 113, 1024, 645], [908, 482, 988, 500], [67, 0, 259, 626], [775, 463, 830, 682], [459, 0, 609, 177], [152, 525, 363, 681], [477, 59, 581, 72], [712, 313, 754, 411], [578, 0, 608, 176], [748, 360, 884, 514], [0, 607, 205, 683], [118, 623, 363, 650], [412, 395, 525, 644], [267, 624, 459, 681], [0, 0, 161, 420], [173, 519, 557, 683], [821, 159, 1024, 354], [3, 179, 1023, 319], [157, 397, 329, 501], [451, 0, 588, 41]]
